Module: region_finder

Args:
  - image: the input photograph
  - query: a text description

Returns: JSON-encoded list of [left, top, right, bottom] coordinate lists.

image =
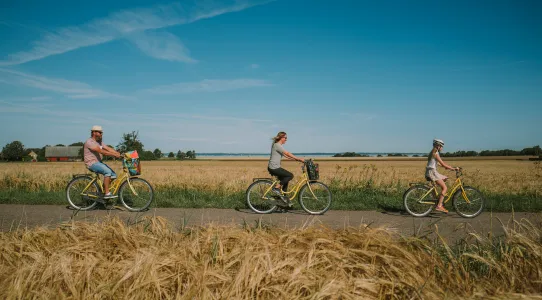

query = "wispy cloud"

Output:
[[0, 100, 111, 124], [142, 78, 274, 94], [128, 31, 197, 63], [0, 68, 127, 99], [30, 96, 52, 101], [250, 63, 260, 69], [0, 0, 273, 65]]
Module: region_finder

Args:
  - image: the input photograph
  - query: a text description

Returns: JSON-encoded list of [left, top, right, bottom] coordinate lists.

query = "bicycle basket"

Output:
[[123, 150, 141, 176], [305, 159, 319, 180]]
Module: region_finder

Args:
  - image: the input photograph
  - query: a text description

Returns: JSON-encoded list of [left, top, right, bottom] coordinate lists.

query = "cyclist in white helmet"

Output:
[[426, 139, 459, 213]]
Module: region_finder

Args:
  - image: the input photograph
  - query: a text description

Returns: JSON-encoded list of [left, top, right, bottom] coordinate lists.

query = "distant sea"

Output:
[[197, 152, 427, 158]]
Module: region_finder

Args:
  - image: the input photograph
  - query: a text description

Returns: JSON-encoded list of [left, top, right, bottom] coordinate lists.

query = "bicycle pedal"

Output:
[[93, 197, 106, 204], [277, 200, 292, 208]]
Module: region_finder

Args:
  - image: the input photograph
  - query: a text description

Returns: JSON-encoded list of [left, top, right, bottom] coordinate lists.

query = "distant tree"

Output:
[[55, 144, 65, 147], [140, 150, 156, 161], [333, 152, 368, 157], [117, 131, 144, 154], [441, 150, 479, 157], [387, 153, 407, 157], [69, 142, 84, 146], [186, 150, 193, 159], [102, 144, 117, 161], [177, 150, 187, 160], [168, 152, 175, 158], [520, 145, 541, 156], [37, 145, 49, 161], [480, 149, 520, 156], [2, 141, 25, 161], [153, 148, 162, 159]]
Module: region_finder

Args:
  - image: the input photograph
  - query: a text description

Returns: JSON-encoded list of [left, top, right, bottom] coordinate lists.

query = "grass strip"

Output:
[[0, 188, 540, 212]]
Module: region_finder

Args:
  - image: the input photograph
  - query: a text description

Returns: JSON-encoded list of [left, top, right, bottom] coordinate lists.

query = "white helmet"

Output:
[[433, 139, 444, 147]]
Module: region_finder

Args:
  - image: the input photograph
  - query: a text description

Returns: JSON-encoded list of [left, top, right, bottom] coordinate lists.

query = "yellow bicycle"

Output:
[[246, 159, 332, 215], [403, 167, 484, 218], [65, 156, 154, 212]]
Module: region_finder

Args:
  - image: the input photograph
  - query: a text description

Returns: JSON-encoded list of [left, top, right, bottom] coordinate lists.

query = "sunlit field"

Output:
[[0, 216, 541, 299], [0, 157, 541, 211]]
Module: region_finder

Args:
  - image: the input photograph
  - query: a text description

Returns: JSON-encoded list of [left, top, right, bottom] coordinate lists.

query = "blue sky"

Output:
[[0, 0, 541, 154]]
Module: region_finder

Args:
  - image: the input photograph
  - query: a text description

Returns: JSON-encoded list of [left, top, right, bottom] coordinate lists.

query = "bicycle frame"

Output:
[[260, 164, 319, 200], [80, 167, 138, 200], [416, 170, 471, 205]]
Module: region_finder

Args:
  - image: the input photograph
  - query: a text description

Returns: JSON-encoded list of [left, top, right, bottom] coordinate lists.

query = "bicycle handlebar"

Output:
[[455, 166, 463, 177]]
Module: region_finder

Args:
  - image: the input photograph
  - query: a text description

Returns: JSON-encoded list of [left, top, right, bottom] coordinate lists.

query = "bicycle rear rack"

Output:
[[252, 178, 274, 182]]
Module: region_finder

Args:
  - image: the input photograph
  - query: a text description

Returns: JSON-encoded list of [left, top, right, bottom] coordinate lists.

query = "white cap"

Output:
[[91, 125, 103, 132]]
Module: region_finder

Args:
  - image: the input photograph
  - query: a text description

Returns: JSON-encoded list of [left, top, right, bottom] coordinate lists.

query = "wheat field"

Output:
[[0, 216, 541, 299], [0, 158, 540, 196]]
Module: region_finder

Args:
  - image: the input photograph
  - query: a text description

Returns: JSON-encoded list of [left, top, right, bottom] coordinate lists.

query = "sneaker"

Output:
[[271, 187, 282, 196], [103, 192, 118, 199], [271, 187, 291, 207]]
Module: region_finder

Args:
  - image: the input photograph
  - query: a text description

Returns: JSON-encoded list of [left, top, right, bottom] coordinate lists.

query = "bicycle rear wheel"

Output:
[[298, 181, 332, 215], [403, 185, 436, 217], [66, 176, 99, 211], [246, 180, 278, 214], [119, 178, 154, 212], [453, 186, 484, 218]]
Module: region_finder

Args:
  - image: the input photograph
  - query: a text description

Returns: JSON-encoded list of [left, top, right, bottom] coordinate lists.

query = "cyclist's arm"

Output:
[[435, 153, 456, 170], [89, 145, 120, 158], [283, 150, 305, 163], [102, 144, 121, 157]]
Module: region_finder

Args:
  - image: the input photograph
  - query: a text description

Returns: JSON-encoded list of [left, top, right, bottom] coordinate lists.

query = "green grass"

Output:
[[0, 186, 541, 212]]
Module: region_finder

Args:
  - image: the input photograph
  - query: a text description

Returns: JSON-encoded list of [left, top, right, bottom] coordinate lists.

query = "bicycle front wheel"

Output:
[[246, 180, 277, 214], [119, 178, 155, 212], [298, 182, 332, 215], [403, 185, 436, 217], [453, 186, 484, 218], [66, 176, 99, 211]]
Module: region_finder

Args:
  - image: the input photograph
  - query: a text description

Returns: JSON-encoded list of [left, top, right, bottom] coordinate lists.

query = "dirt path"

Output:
[[1, 204, 541, 243]]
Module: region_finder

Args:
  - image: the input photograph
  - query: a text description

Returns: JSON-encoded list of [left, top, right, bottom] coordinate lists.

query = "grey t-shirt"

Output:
[[268, 142, 285, 169]]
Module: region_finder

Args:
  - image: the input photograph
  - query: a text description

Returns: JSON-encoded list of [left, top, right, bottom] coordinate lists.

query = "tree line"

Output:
[[440, 146, 540, 157], [0, 131, 196, 162], [334, 145, 541, 158]]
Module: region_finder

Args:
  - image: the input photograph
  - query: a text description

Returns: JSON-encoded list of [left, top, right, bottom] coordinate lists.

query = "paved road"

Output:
[[1, 204, 540, 243]]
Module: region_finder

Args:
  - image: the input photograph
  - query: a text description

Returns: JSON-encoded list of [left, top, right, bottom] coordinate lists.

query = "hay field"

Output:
[[0, 216, 541, 299], [0, 158, 540, 196]]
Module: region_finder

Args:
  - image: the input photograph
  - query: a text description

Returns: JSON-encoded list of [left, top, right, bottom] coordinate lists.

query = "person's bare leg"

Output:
[[435, 179, 447, 210], [104, 176, 111, 195]]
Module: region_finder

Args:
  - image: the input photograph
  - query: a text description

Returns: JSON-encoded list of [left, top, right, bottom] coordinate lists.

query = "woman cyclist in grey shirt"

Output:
[[268, 132, 305, 200]]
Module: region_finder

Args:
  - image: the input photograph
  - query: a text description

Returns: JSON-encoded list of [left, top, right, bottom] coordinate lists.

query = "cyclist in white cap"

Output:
[[426, 139, 459, 213], [83, 125, 121, 199]]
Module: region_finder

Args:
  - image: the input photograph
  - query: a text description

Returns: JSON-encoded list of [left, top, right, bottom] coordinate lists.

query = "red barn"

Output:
[[45, 146, 82, 162]]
